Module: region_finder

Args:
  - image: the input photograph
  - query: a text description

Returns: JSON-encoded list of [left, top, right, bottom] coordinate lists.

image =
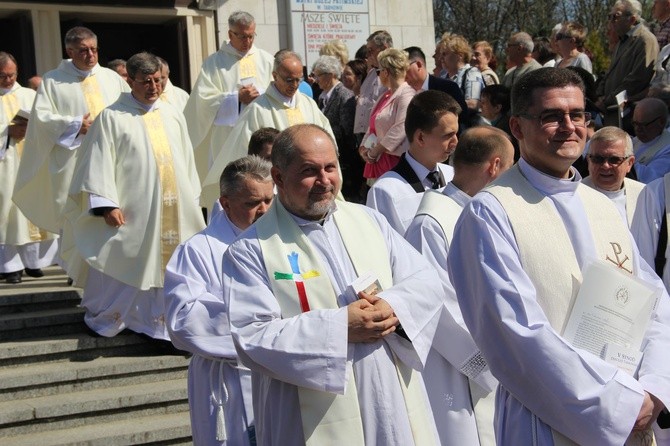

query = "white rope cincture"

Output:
[[210, 360, 230, 441]]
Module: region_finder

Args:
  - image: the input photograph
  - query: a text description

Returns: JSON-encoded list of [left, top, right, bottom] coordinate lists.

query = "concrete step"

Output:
[[0, 353, 189, 402], [0, 307, 88, 341], [0, 378, 189, 437], [0, 411, 191, 445]]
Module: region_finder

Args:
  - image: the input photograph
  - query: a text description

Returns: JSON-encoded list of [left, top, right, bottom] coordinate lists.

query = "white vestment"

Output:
[[202, 85, 334, 206], [164, 202, 254, 446], [13, 60, 129, 234], [582, 176, 646, 228], [366, 152, 454, 235], [64, 93, 205, 339], [405, 183, 498, 446], [448, 159, 670, 445], [634, 130, 670, 184], [222, 202, 442, 446], [0, 83, 58, 272], [184, 43, 274, 191], [161, 80, 189, 111]]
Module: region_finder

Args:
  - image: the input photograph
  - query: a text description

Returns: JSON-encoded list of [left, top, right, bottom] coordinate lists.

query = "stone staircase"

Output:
[[0, 266, 192, 445]]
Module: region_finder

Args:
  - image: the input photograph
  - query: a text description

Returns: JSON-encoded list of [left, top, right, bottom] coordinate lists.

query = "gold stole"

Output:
[[256, 200, 436, 446], [2, 92, 45, 242], [488, 165, 654, 446], [79, 75, 106, 119], [238, 53, 257, 79], [285, 105, 304, 126], [141, 109, 180, 272]]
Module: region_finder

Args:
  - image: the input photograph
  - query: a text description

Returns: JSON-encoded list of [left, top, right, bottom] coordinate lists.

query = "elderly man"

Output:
[[203, 50, 333, 206], [108, 59, 128, 83], [583, 126, 645, 228], [653, 0, 670, 48], [405, 126, 515, 446], [501, 32, 542, 89], [223, 124, 443, 445], [64, 52, 205, 340], [0, 52, 58, 284], [158, 57, 189, 111], [448, 68, 670, 445], [353, 30, 392, 145], [632, 97, 670, 183], [366, 90, 459, 234], [597, 0, 658, 126], [185, 11, 274, 195], [13, 26, 129, 238], [165, 155, 274, 446]]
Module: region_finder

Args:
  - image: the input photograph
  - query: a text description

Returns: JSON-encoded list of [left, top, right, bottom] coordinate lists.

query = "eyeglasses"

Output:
[[607, 12, 629, 22], [277, 75, 302, 85], [73, 47, 98, 55], [519, 110, 591, 127], [133, 76, 162, 86], [0, 73, 17, 80], [632, 116, 662, 128], [230, 30, 256, 41], [587, 154, 630, 166]]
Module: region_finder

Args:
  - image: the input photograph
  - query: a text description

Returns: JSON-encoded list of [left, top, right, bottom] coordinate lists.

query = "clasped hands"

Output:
[[347, 291, 398, 343]]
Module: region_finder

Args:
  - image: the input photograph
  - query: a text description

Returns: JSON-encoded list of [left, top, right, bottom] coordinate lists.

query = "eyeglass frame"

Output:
[[587, 154, 631, 166], [517, 110, 592, 128], [230, 30, 256, 41], [70, 46, 99, 56], [0, 73, 17, 80], [632, 116, 662, 128]]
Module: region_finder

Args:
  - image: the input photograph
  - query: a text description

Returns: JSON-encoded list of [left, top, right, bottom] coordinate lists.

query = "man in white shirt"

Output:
[[632, 97, 670, 183], [165, 155, 274, 446], [222, 124, 443, 445], [405, 125, 514, 446], [582, 126, 645, 228], [448, 67, 670, 445], [366, 90, 459, 234]]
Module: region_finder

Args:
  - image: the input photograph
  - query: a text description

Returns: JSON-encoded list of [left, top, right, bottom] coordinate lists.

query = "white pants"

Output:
[[0, 239, 59, 273]]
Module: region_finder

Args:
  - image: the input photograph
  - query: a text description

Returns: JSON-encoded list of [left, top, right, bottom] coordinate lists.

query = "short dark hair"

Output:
[[452, 126, 513, 167], [345, 59, 368, 85], [405, 90, 461, 143], [511, 67, 585, 116], [126, 52, 161, 79], [107, 59, 126, 71], [482, 85, 511, 115], [272, 124, 337, 170], [403, 46, 426, 64], [248, 127, 280, 156]]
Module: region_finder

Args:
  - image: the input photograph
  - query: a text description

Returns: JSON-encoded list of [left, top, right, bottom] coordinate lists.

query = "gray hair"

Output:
[[614, 0, 642, 20], [368, 30, 393, 49], [126, 52, 161, 79], [219, 155, 272, 197], [588, 126, 633, 157], [107, 59, 126, 71], [228, 11, 255, 28], [312, 55, 342, 78], [273, 50, 302, 73], [510, 32, 534, 54], [272, 124, 338, 171], [64, 26, 97, 48], [0, 51, 17, 68]]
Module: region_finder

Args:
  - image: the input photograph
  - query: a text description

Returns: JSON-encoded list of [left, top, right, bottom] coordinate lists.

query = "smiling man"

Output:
[[202, 50, 333, 206], [583, 126, 644, 228], [64, 52, 205, 340], [13, 26, 129, 241], [223, 124, 444, 445], [448, 68, 670, 445]]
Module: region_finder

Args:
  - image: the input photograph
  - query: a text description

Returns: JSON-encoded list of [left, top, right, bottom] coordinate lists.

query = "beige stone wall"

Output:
[[214, 0, 437, 69]]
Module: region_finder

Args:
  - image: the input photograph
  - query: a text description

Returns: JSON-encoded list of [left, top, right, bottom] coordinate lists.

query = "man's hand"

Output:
[[238, 84, 260, 105], [347, 297, 398, 343], [79, 113, 93, 136], [633, 391, 665, 431], [103, 208, 125, 228], [8, 122, 27, 140]]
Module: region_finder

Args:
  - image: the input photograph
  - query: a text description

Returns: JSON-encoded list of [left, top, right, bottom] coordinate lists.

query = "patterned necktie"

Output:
[[427, 170, 442, 189]]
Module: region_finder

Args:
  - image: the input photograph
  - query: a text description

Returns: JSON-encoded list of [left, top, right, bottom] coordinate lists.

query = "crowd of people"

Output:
[[2, 0, 670, 444]]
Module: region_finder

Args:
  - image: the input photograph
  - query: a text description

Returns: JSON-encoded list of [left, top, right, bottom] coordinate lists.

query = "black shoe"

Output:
[[5, 271, 22, 284], [67, 277, 74, 286], [24, 268, 44, 278]]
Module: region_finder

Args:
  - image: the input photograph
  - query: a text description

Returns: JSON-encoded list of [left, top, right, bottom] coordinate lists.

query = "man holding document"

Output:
[[448, 68, 670, 445], [222, 124, 442, 445]]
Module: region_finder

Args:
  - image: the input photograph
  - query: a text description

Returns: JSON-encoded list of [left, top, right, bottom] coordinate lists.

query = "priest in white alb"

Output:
[[158, 57, 189, 112], [63, 52, 205, 340], [13, 26, 129, 237], [405, 125, 515, 446], [202, 50, 334, 207], [448, 68, 670, 445], [222, 124, 442, 445], [165, 155, 274, 446], [0, 52, 58, 284], [184, 10, 274, 206]]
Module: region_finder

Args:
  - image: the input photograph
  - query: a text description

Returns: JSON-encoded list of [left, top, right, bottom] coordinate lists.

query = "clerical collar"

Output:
[[0, 87, 11, 95], [518, 157, 581, 196], [226, 41, 253, 58], [220, 207, 244, 236], [596, 185, 625, 199], [129, 93, 158, 112], [272, 84, 296, 107], [68, 60, 94, 78]]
